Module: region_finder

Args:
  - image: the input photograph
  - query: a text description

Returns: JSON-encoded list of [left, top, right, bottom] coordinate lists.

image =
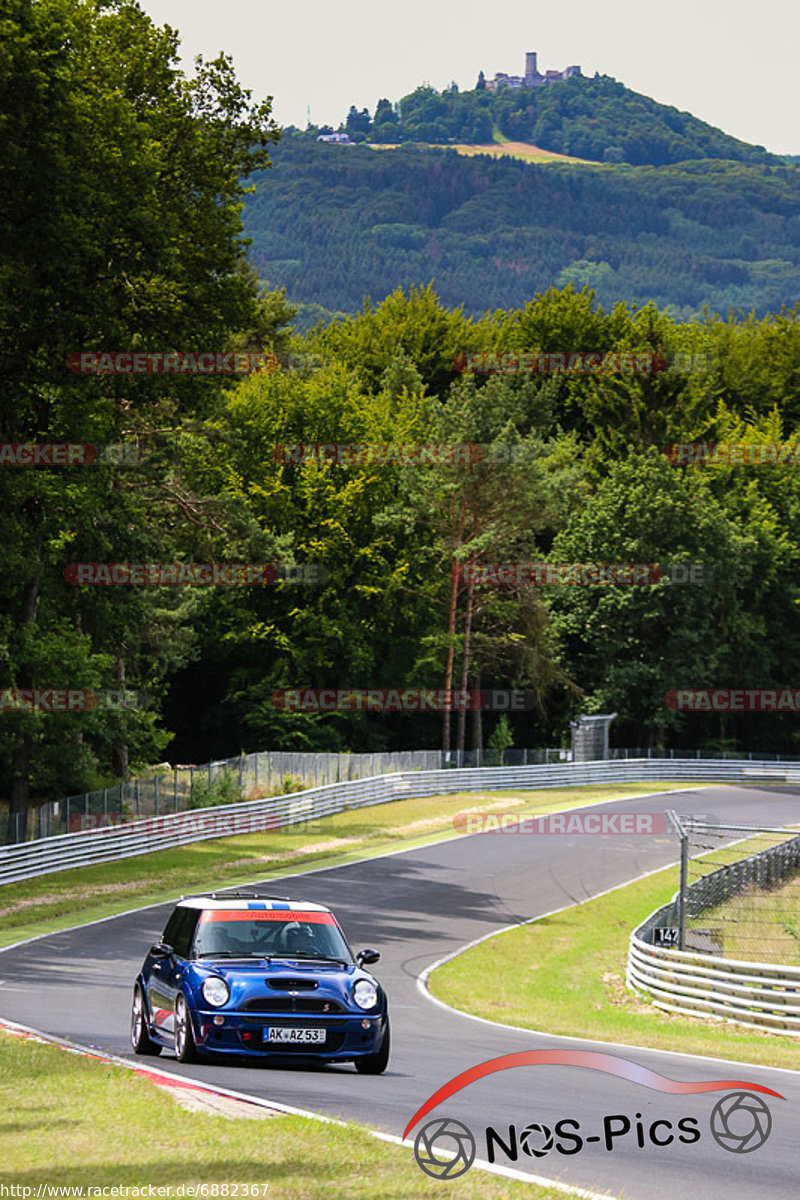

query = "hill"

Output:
[[316, 74, 777, 168], [243, 137, 800, 318]]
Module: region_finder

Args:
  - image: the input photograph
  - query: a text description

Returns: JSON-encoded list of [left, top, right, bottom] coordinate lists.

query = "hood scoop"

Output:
[[267, 977, 319, 990]]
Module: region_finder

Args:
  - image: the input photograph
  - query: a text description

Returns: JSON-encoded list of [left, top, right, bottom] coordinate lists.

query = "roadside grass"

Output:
[[0, 1032, 577, 1200], [430, 838, 800, 1073], [687, 870, 800, 967], [0, 782, 698, 948]]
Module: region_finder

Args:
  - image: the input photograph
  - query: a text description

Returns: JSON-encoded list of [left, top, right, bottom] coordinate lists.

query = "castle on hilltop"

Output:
[[479, 51, 581, 92]]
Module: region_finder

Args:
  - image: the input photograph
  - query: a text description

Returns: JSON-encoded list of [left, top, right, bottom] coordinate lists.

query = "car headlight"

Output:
[[201, 976, 230, 1007], [353, 979, 378, 1009]]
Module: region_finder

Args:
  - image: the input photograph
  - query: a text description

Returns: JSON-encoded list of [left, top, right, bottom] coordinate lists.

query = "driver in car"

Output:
[[281, 922, 321, 956]]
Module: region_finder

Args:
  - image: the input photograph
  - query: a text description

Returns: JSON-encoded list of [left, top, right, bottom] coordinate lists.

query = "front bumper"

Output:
[[190, 1008, 387, 1059]]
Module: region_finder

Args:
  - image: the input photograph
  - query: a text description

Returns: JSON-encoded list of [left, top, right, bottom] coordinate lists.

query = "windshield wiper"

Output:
[[282, 953, 350, 965], [196, 951, 272, 960]]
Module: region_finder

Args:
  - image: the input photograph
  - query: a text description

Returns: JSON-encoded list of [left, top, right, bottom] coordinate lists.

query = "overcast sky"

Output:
[[142, 0, 799, 154]]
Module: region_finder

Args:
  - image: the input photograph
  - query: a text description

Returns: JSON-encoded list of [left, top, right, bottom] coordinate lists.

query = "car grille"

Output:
[[267, 977, 318, 990], [239, 997, 345, 1015]]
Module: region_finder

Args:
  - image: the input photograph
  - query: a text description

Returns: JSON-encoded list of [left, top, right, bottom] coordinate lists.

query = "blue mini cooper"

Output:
[[131, 893, 389, 1073]]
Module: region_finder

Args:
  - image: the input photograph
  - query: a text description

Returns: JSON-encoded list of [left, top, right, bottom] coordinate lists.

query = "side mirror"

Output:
[[357, 948, 380, 966], [150, 942, 173, 960]]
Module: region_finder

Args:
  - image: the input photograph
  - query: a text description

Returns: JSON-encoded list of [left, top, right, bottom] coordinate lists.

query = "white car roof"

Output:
[[177, 896, 331, 913]]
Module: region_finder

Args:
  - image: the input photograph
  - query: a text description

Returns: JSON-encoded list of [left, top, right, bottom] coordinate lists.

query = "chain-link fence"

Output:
[[608, 748, 800, 761], [2, 745, 573, 845], [644, 813, 800, 962], [6, 744, 800, 847]]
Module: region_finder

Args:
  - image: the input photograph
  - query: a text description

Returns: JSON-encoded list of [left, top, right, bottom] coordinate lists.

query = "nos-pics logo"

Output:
[[406, 1050, 783, 1180]]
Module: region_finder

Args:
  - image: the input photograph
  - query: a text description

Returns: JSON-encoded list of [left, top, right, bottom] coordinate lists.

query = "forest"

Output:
[[2, 0, 800, 836], [244, 137, 800, 318]]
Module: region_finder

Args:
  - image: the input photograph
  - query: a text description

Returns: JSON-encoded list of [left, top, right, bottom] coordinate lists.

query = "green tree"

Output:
[[0, 0, 280, 838], [546, 453, 794, 748]]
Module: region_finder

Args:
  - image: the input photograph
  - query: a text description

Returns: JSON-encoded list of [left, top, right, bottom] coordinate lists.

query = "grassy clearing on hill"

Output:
[[366, 140, 599, 164], [448, 141, 601, 165]]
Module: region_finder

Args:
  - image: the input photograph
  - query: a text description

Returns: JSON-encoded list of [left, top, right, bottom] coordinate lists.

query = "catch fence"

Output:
[[2, 747, 572, 845], [3, 755, 800, 886], [628, 813, 800, 1035]]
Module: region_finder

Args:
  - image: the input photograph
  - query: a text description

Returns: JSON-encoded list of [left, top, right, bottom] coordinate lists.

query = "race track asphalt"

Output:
[[1, 784, 798, 1199]]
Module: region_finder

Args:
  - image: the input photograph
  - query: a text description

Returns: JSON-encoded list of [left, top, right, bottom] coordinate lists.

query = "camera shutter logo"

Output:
[[710, 1092, 772, 1154], [413, 1117, 476, 1179], [520, 1122, 554, 1157]]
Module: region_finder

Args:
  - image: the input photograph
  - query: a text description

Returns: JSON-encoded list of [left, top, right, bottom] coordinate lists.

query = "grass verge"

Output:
[[430, 853, 800, 1072], [0, 782, 698, 948], [0, 1030, 578, 1199]]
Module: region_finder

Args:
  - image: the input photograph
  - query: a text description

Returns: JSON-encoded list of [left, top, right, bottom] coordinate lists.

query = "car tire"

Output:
[[131, 984, 162, 1056], [354, 1018, 390, 1074], [174, 993, 201, 1063]]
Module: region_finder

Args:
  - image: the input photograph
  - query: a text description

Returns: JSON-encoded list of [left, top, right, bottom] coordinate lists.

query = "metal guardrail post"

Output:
[[665, 809, 689, 950], [678, 825, 688, 950]]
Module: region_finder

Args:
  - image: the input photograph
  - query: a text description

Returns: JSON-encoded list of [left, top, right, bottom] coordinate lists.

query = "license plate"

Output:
[[264, 1027, 326, 1044]]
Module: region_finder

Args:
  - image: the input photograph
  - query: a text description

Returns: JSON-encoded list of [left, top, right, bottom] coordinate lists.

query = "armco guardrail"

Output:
[[7, 746, 572, 845], [627, 832, 800, 1036], [627, 938, 800, 1035], [1, 756, 797, 887]]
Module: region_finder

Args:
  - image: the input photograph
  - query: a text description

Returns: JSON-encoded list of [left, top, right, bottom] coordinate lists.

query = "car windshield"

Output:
[[191, 911, 352, 962]]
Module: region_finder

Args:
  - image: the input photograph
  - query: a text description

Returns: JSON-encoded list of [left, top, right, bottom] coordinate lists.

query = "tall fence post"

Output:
[[678, 824, 689, 951]]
